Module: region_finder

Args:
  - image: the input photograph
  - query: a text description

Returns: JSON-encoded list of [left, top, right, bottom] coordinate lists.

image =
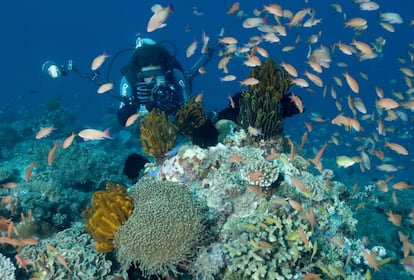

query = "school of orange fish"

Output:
[[144, 1, 414, 275], [1, 0, 414, 277]]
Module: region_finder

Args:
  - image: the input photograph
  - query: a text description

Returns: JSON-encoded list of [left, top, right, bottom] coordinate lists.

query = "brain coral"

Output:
[[114, 177, 206, 277]]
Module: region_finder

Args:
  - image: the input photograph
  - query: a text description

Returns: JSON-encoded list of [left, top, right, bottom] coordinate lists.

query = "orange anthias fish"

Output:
[[226, 2, 240, 15], [125, 113, 141, 127], [240, 77, 260, 86], [386, 209, 401, 226], [48, 142, 61, 166], [25, 163, 36, 183], [363, 250, 380, 272], [186, 39, 198, 58], [289, 93, 304, 113], [35, 124, 55, 139], [78, 128, 112, 141], [97, 82, 114, 94], [62, 132, 77, 149], [147, 3, 174, 32], [91, 52, 110, 71]]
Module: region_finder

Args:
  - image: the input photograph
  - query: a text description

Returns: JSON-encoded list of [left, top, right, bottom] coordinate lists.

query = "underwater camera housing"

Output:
[[136, 66, 178, 112]]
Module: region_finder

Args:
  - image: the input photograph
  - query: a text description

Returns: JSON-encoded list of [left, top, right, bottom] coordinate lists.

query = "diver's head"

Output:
[[135, 35, 157, 49]]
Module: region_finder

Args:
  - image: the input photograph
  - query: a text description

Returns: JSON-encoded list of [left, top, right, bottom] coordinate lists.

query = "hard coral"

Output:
[[114, 177, 206, 278], [82, 182, 133, 253], [139, 109, 177, 157], [20, 225, 115, 279], [224, 203, 313, 280], [238, 59, 292, 140], [0, 252, 15, 280]]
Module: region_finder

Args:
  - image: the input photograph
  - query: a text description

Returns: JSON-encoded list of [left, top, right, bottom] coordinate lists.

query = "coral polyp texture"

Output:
[[114, 177, 206, 278], [139, 109, 177, 157], [82, 182, 133, 253]]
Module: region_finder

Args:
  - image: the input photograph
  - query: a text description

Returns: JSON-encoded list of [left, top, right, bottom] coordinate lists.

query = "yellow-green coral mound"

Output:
[[139, 109, 177, 157], [114, 177, 206, 277]]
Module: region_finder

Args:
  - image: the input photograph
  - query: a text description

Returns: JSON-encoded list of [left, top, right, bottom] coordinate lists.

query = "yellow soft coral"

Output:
[[82, 182, 133, 253]]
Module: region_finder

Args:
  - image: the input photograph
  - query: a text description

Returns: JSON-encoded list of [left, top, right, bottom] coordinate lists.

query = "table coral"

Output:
[[82, 182, 133, 253]]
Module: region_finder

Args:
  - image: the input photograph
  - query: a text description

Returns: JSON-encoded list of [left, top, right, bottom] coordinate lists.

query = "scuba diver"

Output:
[[115, 35, 304, 127], [117, 36, 189, 126], [42, 34, 304, 132]]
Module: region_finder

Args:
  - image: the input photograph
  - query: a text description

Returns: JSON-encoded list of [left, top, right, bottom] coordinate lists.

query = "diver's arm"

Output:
[[117, 76, 138, 126]]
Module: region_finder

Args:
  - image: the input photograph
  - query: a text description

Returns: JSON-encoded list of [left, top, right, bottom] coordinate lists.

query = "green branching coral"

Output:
[[174, 96, 207, 140], [114, 177, 206, 278], [224, 201, 313, 280], [139, 109, 177, 157], [238, 59, 292, 140]]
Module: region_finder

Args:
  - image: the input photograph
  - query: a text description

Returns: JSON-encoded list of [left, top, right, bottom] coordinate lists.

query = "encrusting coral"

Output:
[[238, 59, 292, 140], [82, 182, 133, 253], [114, 177, 206, 278], [139, 109, 177, 157]]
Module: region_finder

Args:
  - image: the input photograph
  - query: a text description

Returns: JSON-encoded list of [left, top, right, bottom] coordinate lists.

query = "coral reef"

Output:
[[0, 253, 16, 280], [114, 177, 206, 278], [215, 119, 239, 143], [238, 59, 292, 140], [139, 109, 177, 157], [82, 182, 133, 253], [188, 242, 226, 280], [158, 144, 210, 182], [224, 201, 313, 280], [239, 154, 281, 193], [19, 223, 116, 280]]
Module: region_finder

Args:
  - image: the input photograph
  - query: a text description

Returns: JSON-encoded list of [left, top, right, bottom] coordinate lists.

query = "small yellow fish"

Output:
[[336, 156, 358, 168]]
